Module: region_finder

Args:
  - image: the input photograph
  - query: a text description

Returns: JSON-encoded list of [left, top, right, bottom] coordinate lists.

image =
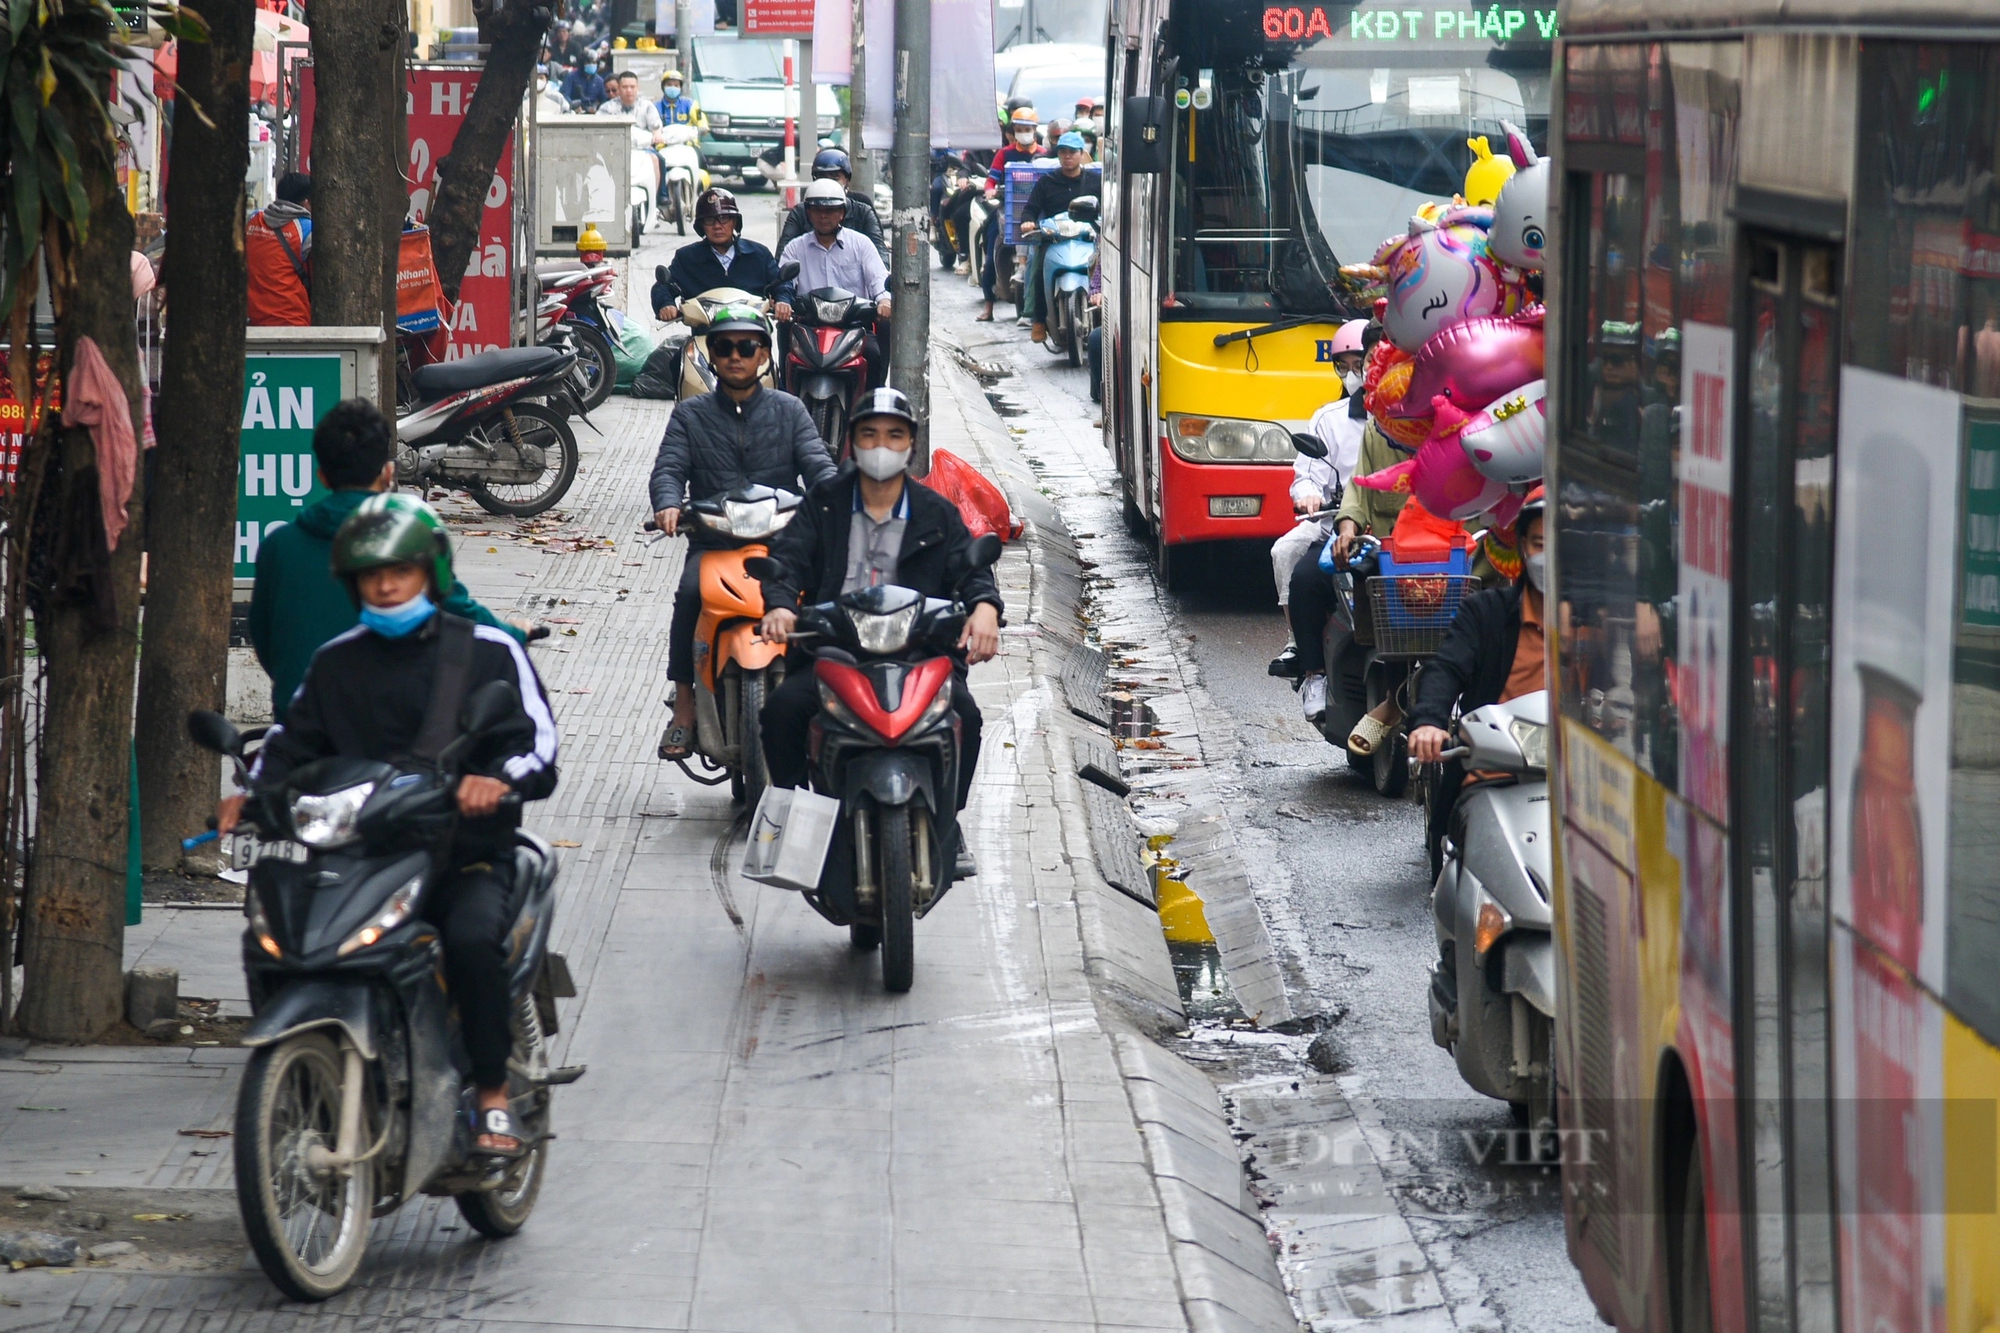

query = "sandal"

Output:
[[658, 721, 694, 761], [1348, 712, 1393, 756], [475, 1106, 526, 1160], [974, 310, 995, 323]]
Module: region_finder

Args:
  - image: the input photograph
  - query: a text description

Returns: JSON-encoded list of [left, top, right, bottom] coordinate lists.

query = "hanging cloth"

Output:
[[66, 336, 137, 549]]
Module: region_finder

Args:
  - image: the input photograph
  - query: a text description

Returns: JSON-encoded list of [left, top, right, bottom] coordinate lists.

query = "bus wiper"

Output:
[[1212, 314, 1326, 349]]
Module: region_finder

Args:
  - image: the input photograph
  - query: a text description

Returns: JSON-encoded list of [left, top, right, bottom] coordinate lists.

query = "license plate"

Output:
[[230, 835, 308, 870]]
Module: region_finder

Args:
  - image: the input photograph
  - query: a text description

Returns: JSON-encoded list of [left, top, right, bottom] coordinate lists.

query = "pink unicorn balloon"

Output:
[[1377, 214, 1504, 353], [1383, 308, 1546, 424]]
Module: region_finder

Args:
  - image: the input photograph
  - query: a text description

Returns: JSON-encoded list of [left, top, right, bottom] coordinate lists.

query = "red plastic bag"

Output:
[[919, 448, 1022, 542]]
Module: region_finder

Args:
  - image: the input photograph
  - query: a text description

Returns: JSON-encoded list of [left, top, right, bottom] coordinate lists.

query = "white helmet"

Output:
[[803, 178, 847, 208]]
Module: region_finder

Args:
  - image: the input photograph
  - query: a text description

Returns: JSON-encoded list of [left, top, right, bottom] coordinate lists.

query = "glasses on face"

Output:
[[708, 337, 765, 361]]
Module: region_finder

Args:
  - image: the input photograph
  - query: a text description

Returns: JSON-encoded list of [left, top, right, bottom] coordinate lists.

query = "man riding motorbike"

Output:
[[776, 178, 893, 390], [652, 187, 783, 322], [977, 107, 1041, 323], [776, 148, 889, 266], [218, 493, 560, 1159], [657, 68, 707, 131], [1269, 318, 1369, 677], [753, 388, 1003, 877], [599, 71, 668, 200], [1018, 132, 1101, 343], [650, 306, 838, 759], [1407, 487, 1547, 874]]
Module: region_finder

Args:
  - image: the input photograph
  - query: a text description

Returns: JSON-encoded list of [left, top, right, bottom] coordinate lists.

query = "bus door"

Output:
[[1732, 226, 1842, 1332]]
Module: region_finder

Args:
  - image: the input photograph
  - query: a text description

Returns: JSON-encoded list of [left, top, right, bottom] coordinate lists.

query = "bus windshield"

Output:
[[1165, 1, 1552, 316]]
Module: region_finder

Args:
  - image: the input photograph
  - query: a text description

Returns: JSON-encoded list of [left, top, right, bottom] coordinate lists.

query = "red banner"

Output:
[[743, 0, 815, 35]]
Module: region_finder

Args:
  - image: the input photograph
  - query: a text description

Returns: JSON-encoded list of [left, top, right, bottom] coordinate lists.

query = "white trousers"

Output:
[[1271, 520, 1328, 608]]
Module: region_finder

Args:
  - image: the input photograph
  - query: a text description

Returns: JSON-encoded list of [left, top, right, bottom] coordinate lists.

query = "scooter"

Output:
[[1423, 690, 1555, 1136], [670, 264, 797, 402], [187, 685, 584, 1303], [658, 123, 703, 236], [743, 535, 1003, 993], [970, 182, 1013, 298], [1037, 196, 1098, 368], [630, 146, 660, 243], [398, 345, 583, 516], [934, 160, 976, 270], [534, 262, 618, 411], [649, 486, 800, 811], [783, 285, 877, 453]]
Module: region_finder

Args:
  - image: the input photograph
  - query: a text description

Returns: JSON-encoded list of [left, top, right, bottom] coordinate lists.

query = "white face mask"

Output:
[[855, 445, 912, 480], [1523, 550, 1546, 590], [1340, 369, 1363, 394]]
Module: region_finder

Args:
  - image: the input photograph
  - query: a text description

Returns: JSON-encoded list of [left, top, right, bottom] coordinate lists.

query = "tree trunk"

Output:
[[310, 0, 398, 331], [16, 75, 146, 1042], [428, 0, 547, 303], [381, 22, 406, 410], [134, 0, 254, 871]]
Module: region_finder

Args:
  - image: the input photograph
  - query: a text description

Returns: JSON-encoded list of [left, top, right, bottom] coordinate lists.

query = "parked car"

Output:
[[689, 32, 840, 185]]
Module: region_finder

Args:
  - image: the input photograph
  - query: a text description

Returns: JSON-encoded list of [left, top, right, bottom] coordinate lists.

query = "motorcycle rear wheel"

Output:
[[470, 403, 580, 517], [556, 321, 617, 412], [235, 1033, 373, 1301], [877, 803, 915, 993], [455, 1136, 546, 1237]]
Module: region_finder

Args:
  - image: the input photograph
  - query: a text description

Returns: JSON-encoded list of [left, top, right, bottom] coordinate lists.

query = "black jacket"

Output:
[[652, 236, 785, 313], [777, 192, 889, 265], [1023, 167, 1102, 229], [1407, 582, 1526, 733], [760, 466, 1005, 627], [648, 385, 838, 547]]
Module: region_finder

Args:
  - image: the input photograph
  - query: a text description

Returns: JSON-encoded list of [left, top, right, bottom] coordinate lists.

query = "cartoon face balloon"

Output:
[[1461, 134, 1515, 208], [1378, 217, 1502, 353], [1458, 379, 1547, 484], [1488, 122, 1549, 272]]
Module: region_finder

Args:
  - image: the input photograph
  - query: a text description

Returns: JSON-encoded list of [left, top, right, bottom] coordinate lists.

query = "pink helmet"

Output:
[[1330, 318, 1369, 357]]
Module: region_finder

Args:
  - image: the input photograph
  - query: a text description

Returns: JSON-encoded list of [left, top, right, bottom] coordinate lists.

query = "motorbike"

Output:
[[783, 285, 878, 452], [933, 160, 976, 270], [969, 182, 1014, 299], [648, 486, 800, 810], [658, 123, 703, 236], [630, 146, 660, 243], [187, 685, 584, 1302], [1035, 196, 1098, 368], [742, 534, 1003, 993], [398, 345, 583, 517], [534, 261, 619, 412], [1423, 690, 1555, 1136], [669, 264, 798, 402]]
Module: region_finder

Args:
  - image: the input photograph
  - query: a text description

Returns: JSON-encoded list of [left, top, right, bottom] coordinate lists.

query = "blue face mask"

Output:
[[584, 62, 598, 74], [359, 592, 436, 639]]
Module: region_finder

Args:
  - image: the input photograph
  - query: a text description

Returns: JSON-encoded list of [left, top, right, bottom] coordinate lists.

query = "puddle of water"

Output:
[[1107, 693, 1157, 740], [1170, 942, 1244, 1022]]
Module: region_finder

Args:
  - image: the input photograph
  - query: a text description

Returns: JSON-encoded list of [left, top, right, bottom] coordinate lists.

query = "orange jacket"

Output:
[[246, 202, 312, 327]]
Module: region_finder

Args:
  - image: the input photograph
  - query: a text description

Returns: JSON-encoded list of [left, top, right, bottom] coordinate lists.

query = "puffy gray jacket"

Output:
[[648, 386, 838, 547]]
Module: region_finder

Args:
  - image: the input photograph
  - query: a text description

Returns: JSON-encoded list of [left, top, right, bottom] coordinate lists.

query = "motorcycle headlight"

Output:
[[1166, 413, 1295, 464], [1054, 220, 1080, 238], [814, 297, 850, 324], [725, 497, 779, 538], [336, 873, 425, 957], [290, 783, 375, 848], [1507, 718, 1549, 771], [852, 604, 919, 654]]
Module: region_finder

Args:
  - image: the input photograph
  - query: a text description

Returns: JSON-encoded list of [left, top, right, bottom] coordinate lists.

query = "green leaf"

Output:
[[9, 0, 32, 42], [152, 5, 205, 41]]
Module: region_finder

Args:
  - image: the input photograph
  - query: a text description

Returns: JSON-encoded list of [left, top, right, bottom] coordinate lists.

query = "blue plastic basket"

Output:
[[1365, 574, 1474, 657], [1002, 161, 1059, 245]]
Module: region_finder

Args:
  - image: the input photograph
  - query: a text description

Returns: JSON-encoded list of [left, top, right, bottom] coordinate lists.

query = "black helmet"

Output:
[[810, 147, 852, 180], [694, 186, 742, 228], [848, 386, 919, 433]]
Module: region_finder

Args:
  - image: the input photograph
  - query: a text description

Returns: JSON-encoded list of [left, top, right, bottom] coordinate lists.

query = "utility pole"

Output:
[[674, 0, 693, 72], [847, 0, 870, 194], [888, 0, 928, 455]]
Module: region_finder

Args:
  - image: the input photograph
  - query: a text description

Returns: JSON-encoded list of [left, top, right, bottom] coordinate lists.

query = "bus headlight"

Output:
[[1166, 413, 1294, 464]]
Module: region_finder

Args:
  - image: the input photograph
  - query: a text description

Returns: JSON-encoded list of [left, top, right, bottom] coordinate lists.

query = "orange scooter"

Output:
[[674, 485, 802, 809]]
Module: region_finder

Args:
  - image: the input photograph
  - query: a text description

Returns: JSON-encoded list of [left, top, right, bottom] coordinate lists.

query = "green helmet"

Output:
[[331, 492, 453, 605], [704, 302, 771, 343]]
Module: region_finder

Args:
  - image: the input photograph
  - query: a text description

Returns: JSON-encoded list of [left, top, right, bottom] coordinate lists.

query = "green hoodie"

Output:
[[248, 488, 525, 720]]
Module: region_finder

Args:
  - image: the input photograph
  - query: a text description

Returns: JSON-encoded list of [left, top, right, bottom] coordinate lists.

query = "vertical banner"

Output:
[[1676, 321, 1732, 824], [812, 0, 851, 84], [406, 68, 515, 361], [861, 0, 996, 148], [236, 355, 340, 578], [654, 0, 718, 37]]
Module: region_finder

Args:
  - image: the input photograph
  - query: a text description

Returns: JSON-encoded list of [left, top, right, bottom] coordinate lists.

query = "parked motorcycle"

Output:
[[743, 534, 1002, 992], [534, 261, 618, 412], [1036, 195, 1098, 368], [648, 486, 799, 810], [1423, 690, 1554, 1135], [398, 345, 582, 516], [658, 123, 703, 236], [187, 686, 584, 1303], [783, 285, 878, 453]]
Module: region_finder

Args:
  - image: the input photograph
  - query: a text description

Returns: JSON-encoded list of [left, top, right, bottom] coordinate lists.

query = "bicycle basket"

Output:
[[1366, 574, 1474, 657]]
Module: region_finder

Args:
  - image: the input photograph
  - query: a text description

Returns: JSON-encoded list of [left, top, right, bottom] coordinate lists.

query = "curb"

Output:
[[933, 351, 1302, 1333]]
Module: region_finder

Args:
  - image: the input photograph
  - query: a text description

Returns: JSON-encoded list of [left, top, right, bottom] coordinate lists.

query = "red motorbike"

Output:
[[782, 286, 880, 454], [743, 534, 1001, 992], [533, 261, 619, 411]]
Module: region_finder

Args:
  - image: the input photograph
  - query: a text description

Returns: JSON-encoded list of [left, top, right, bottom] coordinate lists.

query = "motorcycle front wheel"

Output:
[[470, 403, 581, 517], [235, 1033, 373, 1301], [674, 179, 693, 235], [876, 802, 915, 993], [555, 320, 617, 412], [1065, 290, 1085, 368], [808, 396, 847, 453]]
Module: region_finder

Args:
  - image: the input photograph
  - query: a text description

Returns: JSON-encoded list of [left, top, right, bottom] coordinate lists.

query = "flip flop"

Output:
[[658, 722, 695, 761], [974, 311, 995, 323], [475, 1106, 527, 1160], [1348, 712, 1393, 756]]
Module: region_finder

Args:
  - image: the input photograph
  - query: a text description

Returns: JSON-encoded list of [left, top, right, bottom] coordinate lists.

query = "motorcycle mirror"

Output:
[[460, 680, 520, 736], [743, 555, 783, 583], [655, 264, 668, 283], [1292, 432, 1328, 459], [187, 709, 243, 757], [967, 533, 1003, 570], [778, 261, 801, 284]]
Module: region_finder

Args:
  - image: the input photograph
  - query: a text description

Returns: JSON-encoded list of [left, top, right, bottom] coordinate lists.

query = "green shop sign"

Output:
[[236, 354, 342, 579]]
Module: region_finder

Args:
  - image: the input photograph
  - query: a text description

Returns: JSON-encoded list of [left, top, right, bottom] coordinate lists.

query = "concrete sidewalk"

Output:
[[1, 364, 1297, 1331]]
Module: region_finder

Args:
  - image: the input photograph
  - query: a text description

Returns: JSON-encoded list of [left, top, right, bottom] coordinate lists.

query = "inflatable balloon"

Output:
[[1458, 379, 1547, 485], [1384, 308, 1546, 424], [1353, 396, 1521, 523], [1488, 121, 1548, 272], [1462, 134, 1516, 208], [1362, 340, 1430, 450], [1376, 215, 1504, 353]]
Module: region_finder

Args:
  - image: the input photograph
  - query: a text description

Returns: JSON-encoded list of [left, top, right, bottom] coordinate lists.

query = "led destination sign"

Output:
[[1261, 5, 1559, 41]]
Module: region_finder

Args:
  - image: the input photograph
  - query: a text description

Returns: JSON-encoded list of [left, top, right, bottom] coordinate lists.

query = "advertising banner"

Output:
[[1676, 321, 1732, 824], [405, 68, 515, 361], [860, 0, 997, 148], [744, 0, 815, 35], [235, 354, 340, 579]]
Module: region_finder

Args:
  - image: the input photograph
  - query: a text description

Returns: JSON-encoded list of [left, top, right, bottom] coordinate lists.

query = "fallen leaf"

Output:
[[546, 617, 582, 624], [567, 688, 592, 694], [16, 1105, 64, 1112], [563, 629, 578, 637], [487, 547, 499, 554], [131, 1213, 191, 1223], [64, 1171, 94, 1176], [551, 839, 582, 848], [178, 1128, 231, 1138], [1130, 739, 1165, 750]]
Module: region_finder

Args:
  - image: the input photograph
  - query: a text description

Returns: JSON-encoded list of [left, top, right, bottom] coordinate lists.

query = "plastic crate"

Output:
[[1366, 574, 1475, 658], [1002, 161, 1059, 245]]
